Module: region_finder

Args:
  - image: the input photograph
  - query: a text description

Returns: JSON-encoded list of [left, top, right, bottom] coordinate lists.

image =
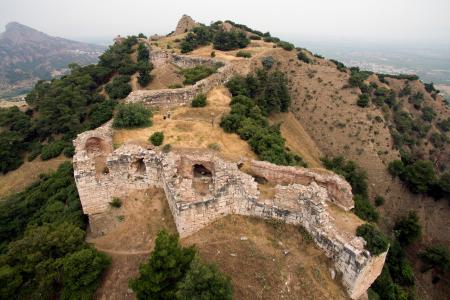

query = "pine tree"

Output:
[[129, 230, 195, 300]]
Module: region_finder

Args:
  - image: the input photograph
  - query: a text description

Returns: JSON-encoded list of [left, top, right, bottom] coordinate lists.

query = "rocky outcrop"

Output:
[[173, 15, 197, 36], [73, 123, 387, 299]]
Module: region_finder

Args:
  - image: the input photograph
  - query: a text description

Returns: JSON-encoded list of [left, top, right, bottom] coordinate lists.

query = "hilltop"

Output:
[[0, 22, 105, 99], [0, 15, 449, 300]]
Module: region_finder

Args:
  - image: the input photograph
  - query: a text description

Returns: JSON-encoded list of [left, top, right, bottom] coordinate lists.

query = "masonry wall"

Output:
[[125, 49, 249, 107]]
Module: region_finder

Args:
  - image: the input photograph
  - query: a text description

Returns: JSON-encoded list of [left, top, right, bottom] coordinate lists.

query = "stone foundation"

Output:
[[73, 123, 387, 299]]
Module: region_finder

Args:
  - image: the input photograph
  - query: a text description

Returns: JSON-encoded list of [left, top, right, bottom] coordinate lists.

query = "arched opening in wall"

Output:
[[249, 174, 276, 200], [131, 158, 146, 175], [85, 137, 107, 154], [192, 164, 213, 196]]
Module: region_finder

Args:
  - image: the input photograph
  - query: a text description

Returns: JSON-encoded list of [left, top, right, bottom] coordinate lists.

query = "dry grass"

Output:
[[146, 63, 184, 90], [183, 215, 347, 300], [0, 155, 68, 198], [113, 86, 257, 162], [269, 112, 323, 168]]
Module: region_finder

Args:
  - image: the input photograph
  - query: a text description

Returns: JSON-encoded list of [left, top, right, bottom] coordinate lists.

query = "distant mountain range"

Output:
[[0, 22, 106, 99]]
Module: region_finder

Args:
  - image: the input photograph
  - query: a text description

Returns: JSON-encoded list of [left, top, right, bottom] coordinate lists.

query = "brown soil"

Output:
[[146, 63, 184, 90], [89, 188, 177, 300], [183, 215, 348, 300], [0, 155, 68, 198]]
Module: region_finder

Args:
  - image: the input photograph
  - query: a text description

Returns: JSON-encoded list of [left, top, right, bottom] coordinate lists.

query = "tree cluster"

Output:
[[112, 103, 153, 129], [0, 162, 110, 299], [129, 230, 232, 300], [221, 70, 306, 167]]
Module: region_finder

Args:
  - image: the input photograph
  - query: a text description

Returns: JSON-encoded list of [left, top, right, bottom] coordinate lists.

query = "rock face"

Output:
[[173, 14, 197, 35], [73, 122, 387, 299]]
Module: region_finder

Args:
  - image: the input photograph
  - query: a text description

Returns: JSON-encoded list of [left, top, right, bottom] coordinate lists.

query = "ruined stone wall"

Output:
[[73, 124, 386, 299], [125, 49, 248, 107], [250, 160, 354, 211]]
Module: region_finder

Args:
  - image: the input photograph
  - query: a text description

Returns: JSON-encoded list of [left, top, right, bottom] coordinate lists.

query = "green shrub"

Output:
[[191, 94, 207, 107], [138, 69, 152, 86], [88, 100, 117, 129], [349, 67, 372, 88], [418, 245, 450, 271], [169, 83, 183, 89], [261, 56, 275, 69], [106, 75, 132, 100], [330, 59, 346, 72], [236, 50, 252, 58], [213, 30, 250, 51], [63, 144, 75, 157], [277, 41, 295, 51], [176, 257, 232, 300], [374, 195, 385, 206], [354, 194, 379, 222], [113, 103, 152, 129], [356, 224, 389, 255], [162, 144, 172, 153], [394, 212, 421, 246], [249, 35, 261, 40], [109, 197, 122, 208], [357, 94, 370, 107], [181, 65, 216, 85], [129, 230, 196, 299], [150, 132, 164, 146], [40, 140, 65, 160], [210, 51, 215, 57], [297, 51, 311, 63], [421, 106, 436, 122]]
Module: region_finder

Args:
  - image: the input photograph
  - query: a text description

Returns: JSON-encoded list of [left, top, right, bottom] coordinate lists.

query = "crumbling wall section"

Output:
[[127, 49, 247, 107], [73, 130, 385, 300], [250, 160, 354, 211]]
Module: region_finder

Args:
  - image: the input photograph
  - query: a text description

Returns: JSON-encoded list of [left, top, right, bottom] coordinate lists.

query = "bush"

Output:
[[210, 51, 215, 57], [261, 56, 275, 69], [106, 75, 132, 100], [349, 67, 372, 88], [150, 132, 164, 146], [113, 103, 152, 129], [357, 94, 370, 107], [330, 59, 346, 72], [138, 69, 152, 86], [354, 194, 379, 222], [421, 106, 436, 122], [236, 50, 252, 58], [176, 257, 232, 300], [181, 65, 216, 85], [191, 94, 207, 107], [374, 195, 385, 206], [394, 212, 421, 246], [109, 197, 122, 208], [162, 144, 172, 153], [356, 224, 389, 255], [213, 30, 250, 51], [418, 245, 450, 271], [277, 41, 294, 51], [168, 83, 183, 89], [297, 51, 311, 63], [129, 230, 196, 299], [249, 35, 261, 40], [40, 140, 66, 160]]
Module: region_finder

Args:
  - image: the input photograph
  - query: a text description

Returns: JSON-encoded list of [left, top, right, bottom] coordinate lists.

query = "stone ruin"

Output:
[[172, 14, 198, 36], [73, 121, 387, 299], [124, 49, 249, 107]]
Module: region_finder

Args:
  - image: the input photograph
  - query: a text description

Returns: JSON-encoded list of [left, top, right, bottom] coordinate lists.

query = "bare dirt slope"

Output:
[[183, 215, 347, 300]]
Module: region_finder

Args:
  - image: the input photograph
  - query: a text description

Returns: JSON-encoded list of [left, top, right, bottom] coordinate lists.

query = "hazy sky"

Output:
[[1, 0, 450, 47]]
